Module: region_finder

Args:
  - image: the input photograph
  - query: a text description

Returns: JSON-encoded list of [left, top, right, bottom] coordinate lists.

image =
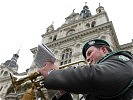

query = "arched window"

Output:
[[91, 21, 96, 27], [60, 48, 72, 65], [86, 23, 90, 28], [3, 71, 8, 76], [67, 29, 75, 36], [53, 35, 57, 41]]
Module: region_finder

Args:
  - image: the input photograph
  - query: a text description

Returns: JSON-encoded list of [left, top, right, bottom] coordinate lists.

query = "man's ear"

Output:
[[101, 46, 107, 53]]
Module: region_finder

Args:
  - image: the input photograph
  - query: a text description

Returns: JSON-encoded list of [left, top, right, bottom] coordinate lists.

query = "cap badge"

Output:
[[88, 41, 95, 45]]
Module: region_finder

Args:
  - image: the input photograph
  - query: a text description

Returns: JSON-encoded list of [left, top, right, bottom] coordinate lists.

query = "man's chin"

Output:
[[88, 60, 96, 65]]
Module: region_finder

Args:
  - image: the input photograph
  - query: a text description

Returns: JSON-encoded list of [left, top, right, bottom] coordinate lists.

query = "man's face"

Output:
[[85, 46, 106, 64]]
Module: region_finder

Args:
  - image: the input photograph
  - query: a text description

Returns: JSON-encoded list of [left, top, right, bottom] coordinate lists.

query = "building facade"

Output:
[[0, 3, 133, 100], [29, 3, 133, 99], [0, 49, 22, 100]]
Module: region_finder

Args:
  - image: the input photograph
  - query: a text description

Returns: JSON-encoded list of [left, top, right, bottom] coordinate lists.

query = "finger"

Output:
[[42, 63, 46, 67]]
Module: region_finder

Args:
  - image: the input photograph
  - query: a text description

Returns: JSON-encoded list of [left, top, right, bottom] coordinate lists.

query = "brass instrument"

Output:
[[10, 72, 46, 100], [10, 60, 87, 100]]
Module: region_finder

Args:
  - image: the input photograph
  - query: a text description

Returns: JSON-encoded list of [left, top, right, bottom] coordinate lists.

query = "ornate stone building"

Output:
[[0, 49, 31, 100], [0, 3, 133, 100], [30, 3, 133, 100], [0, 49, 22, 100]]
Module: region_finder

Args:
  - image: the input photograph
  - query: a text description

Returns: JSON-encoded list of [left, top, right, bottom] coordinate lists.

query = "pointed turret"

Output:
[[10, 48, 20, 63], [46, 22, 54, 33], [80, 2, 92, 18], [96, 3, 105, 14], [4, 48, 20, 71]]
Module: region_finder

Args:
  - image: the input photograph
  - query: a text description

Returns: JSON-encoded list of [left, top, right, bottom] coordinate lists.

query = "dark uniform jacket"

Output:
[[44, 51, 133, 100]]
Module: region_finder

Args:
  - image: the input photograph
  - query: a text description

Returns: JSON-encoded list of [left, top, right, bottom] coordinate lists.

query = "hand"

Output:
[[58, 90, 66, 95], [38, 61, 59, 78], [55, 90, 67, 99]]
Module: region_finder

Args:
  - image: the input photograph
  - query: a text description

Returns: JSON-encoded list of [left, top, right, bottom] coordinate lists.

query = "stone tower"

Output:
[[0, 49, 20, 100]]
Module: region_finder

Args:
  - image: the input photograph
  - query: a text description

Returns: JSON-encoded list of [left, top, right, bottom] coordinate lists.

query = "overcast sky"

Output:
[[0, 0, 133, 73]]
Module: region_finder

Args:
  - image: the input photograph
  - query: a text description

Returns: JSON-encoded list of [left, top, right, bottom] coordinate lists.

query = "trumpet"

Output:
[[10, 60, 87, 100]]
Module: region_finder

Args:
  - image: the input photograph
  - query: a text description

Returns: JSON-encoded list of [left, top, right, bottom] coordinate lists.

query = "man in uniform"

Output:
[[38, 39, 133, 100]]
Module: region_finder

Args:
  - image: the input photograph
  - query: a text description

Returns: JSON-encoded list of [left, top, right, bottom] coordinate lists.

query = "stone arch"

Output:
[[91, 21, 96, 27], [67, 29, 75, 36], [3, 71, 8, 76], [86, 23, 90, 28]]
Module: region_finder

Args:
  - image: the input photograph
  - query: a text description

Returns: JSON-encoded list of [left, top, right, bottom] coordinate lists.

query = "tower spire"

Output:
[[46, 22, 54, 33], [7, 48, 20, 67], [80, 2, 92, 18], [96, 3, 105, 14], [85, 2, 87, 5], [16, 45, 22, 55], [99, 3, 101, 7], [4, 47, 21, 72]]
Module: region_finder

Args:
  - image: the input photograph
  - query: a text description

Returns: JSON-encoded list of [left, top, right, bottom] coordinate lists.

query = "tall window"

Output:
[[0, 86, 3, 91], [91, 21, 96, 27], [60, 48, 72, 65], [49, 36, 52, 42], [53, 35, 57, 41]]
